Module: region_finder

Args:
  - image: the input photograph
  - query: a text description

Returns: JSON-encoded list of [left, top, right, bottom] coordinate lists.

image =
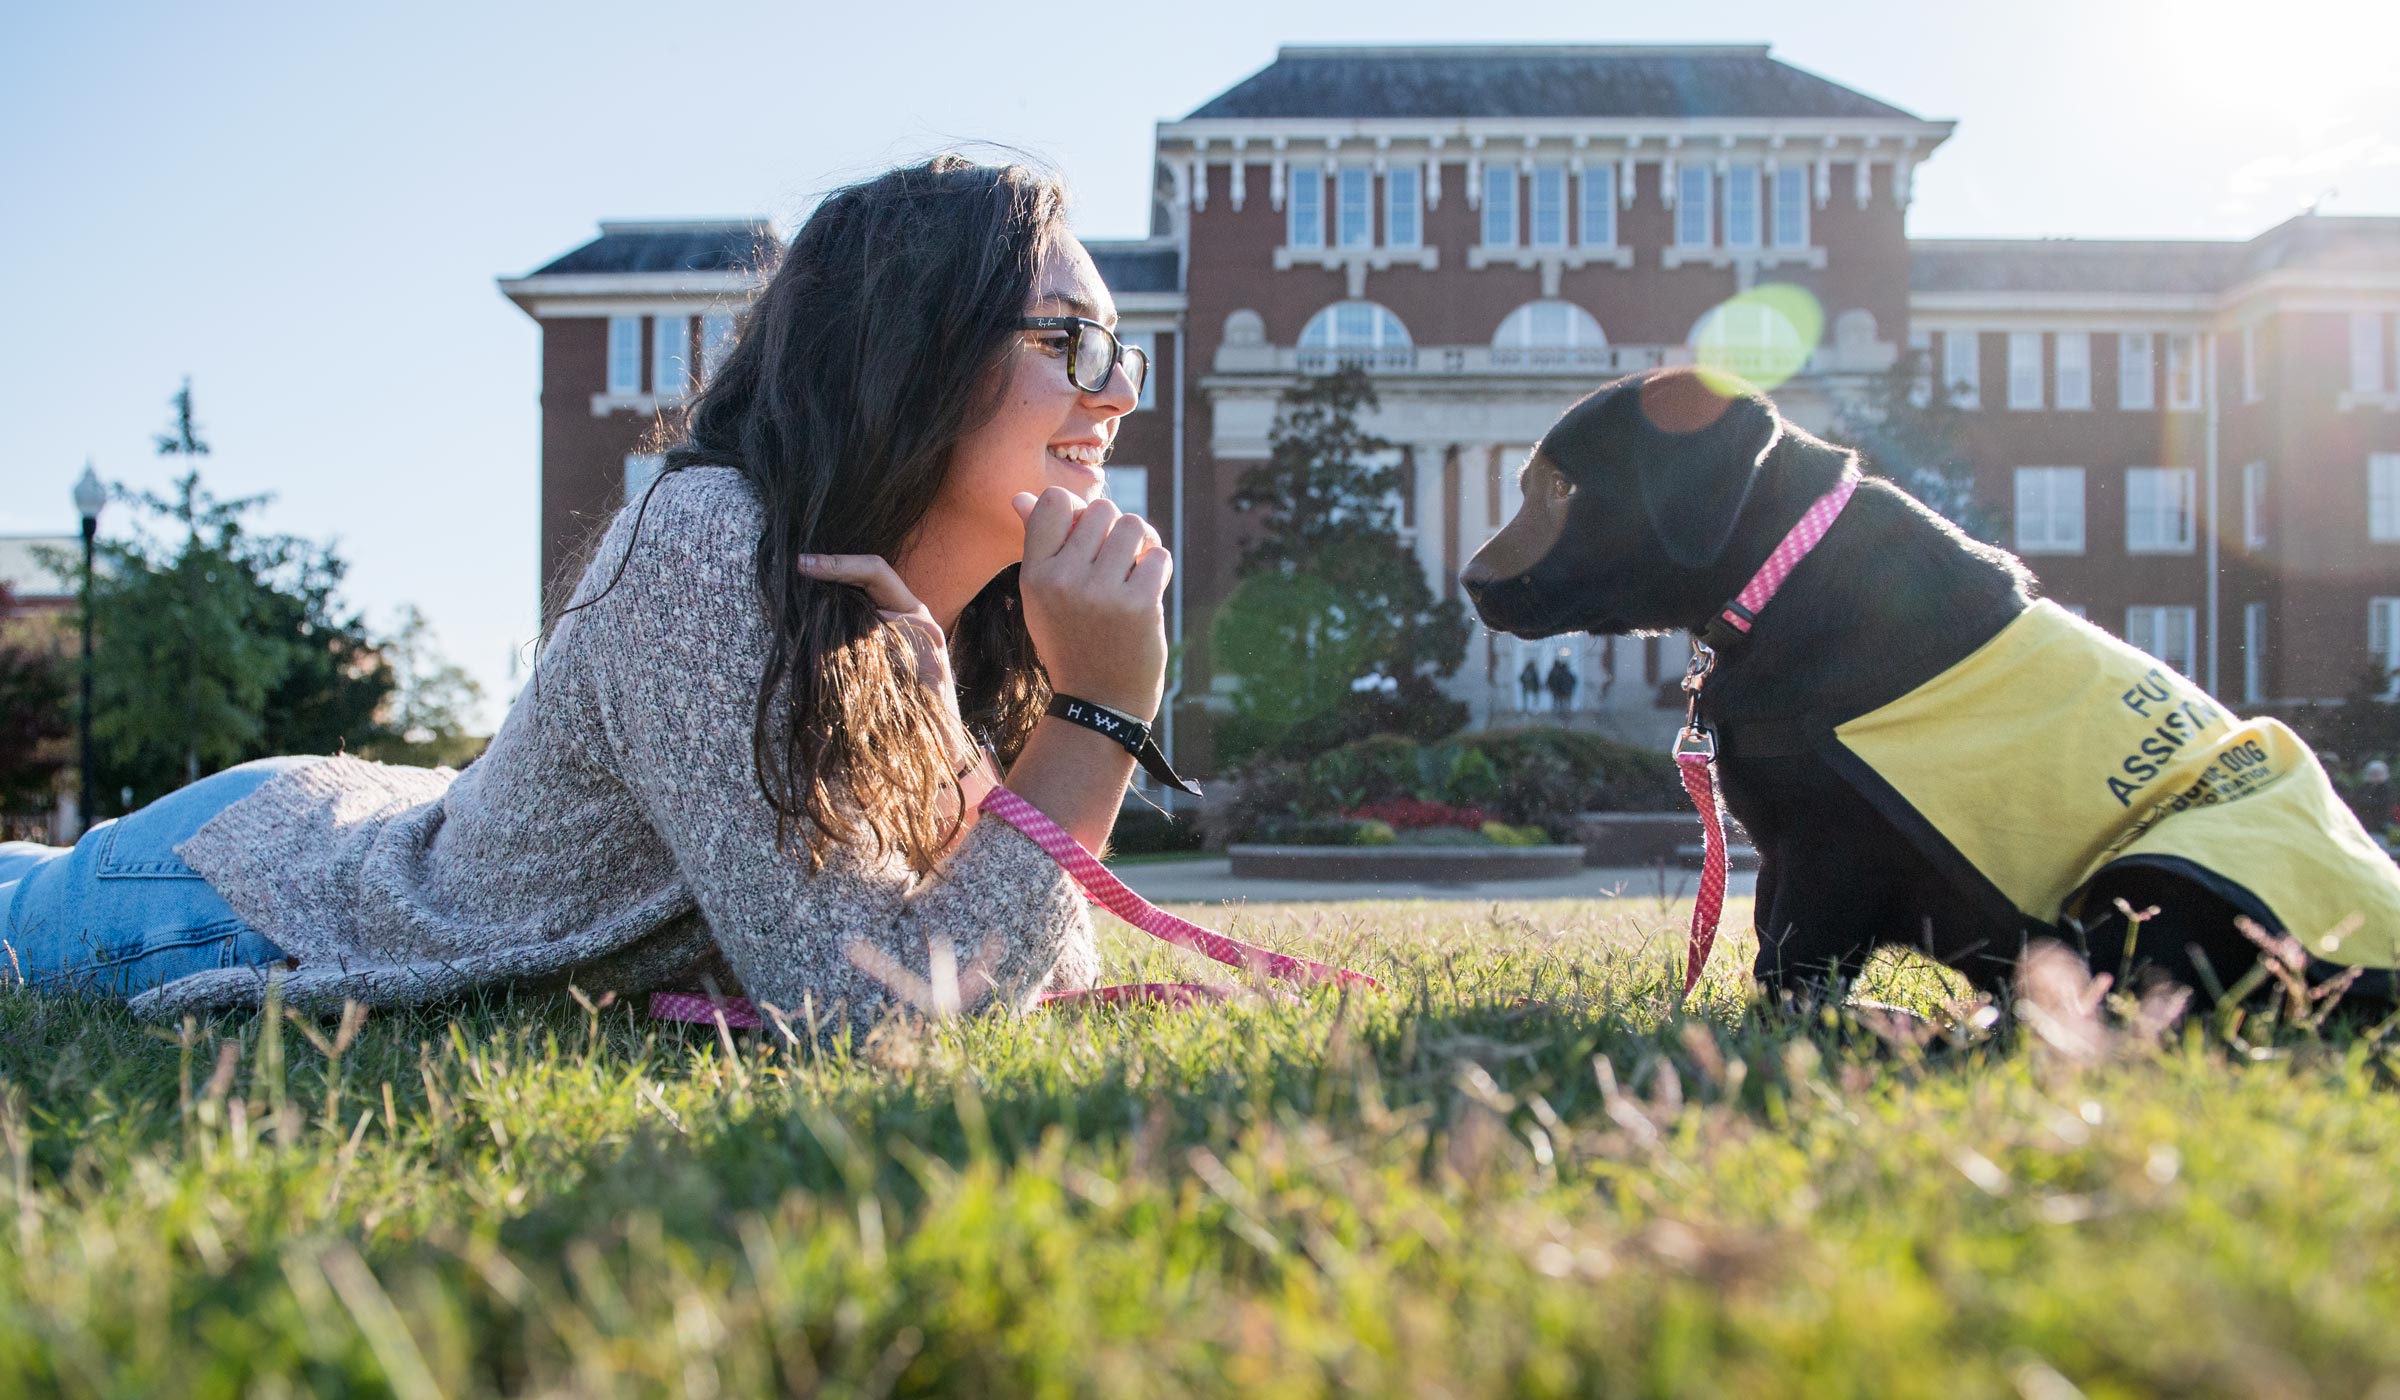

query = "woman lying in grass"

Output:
[[0, 155, 1167, 1031]]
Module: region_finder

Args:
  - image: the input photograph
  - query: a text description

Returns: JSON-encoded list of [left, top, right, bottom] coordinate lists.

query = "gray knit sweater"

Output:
[[134, 465, 1098, 1025]]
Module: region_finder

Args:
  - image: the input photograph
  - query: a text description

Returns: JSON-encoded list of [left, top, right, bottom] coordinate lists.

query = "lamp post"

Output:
[[72, 463, 104, 838]]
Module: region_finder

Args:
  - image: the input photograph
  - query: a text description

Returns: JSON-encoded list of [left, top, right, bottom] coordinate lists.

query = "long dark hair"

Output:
[[564, 155, 1064, 873]]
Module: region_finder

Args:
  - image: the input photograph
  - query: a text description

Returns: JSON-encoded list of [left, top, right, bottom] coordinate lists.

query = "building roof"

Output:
[[1909, 239, 2245, 295], [1184, 44, 1924, 122], [1911, 216, 2400, 296], [525, 219, 774, 278], [1086, 239, 1179, 294], [0, 535, 76, 603]]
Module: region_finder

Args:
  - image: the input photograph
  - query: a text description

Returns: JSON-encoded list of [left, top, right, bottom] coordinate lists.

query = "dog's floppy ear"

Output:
[[1631, 372, 1783, 570]]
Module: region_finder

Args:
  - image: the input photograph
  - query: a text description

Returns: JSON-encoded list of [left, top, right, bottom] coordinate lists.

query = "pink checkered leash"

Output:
[[1676, 472, 1859, 995], [648, 786, 1379, 1029]]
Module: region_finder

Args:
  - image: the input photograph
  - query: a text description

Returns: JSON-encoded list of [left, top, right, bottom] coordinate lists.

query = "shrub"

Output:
[[1219, 729, 1682, 843], [1479, 820, 1550, 847], [1106, 807, 1204, 857]]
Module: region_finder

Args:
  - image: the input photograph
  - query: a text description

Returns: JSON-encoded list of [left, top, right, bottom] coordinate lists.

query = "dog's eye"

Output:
[[1550, 474, 1576, 501]]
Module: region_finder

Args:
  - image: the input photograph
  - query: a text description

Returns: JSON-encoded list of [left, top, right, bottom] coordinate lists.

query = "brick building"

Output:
[[501, 43, 2400, 772]]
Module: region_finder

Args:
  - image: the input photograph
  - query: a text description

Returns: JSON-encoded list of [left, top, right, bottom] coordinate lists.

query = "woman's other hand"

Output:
[[1012, 487, 1170, 721], [795, 553, 965, 726]]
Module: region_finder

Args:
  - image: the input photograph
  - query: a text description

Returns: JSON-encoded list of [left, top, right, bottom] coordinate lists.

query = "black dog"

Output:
[[1461, 367, 2398, 1005]]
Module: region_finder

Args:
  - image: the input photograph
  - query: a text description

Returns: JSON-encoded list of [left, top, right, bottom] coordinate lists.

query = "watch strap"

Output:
[[1045, 694, 1203, 797]]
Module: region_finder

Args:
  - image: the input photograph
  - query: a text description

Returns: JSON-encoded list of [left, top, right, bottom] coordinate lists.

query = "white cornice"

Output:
[[2220, 266, 2400, 306], [1157, 116, 1953, 152], [504, 281, 1183, 323], [1909, 291, 2220, 322], [497, 271, 759, 318]]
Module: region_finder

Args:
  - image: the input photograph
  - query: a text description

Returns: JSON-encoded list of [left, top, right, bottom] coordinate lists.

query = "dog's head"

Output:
[[1460, 368, 1785, 639]]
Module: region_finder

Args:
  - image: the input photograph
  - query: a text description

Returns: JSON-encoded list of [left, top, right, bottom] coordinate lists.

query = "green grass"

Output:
[[4, 896, 2399, 1397]]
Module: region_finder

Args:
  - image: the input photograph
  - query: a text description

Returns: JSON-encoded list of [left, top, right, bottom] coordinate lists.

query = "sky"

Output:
[[3, 0, 2394, 731]]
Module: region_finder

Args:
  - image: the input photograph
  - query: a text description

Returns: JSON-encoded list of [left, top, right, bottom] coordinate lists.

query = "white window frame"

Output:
[[2372, 454, 2400, 542], [1482, 165, 1518, 248], [1943, 329, 1980, 409], [2242, 462, 2267, 550], [1287, 165, 1325, 249], [2008, 331, 2044, 410], [2119, 332, 2156, 411], [1675, 164, 1713, 248], [1385, 165, 1421, 249], [2013, 467, 2086, 555], [2374, 598, 2400, 699], [2240, 324, 2260, 403], [2055, 331, 2091, 411], [2354, 311, 2388, 395], [2166, 332, 2202, 411], [2125, 605, 2198, 680], [1528, 164, 1568, 248], [1723, 163, 1762, 249], [2126, 467, 2197, 554], [653, 315, 689, 400], [1907, 329, 1933, 408], [1578, 164, 1615, 247], [607, 316, 642, 397], [1771, 166, 1808, 249], [1335, 166, 1372, 249], [700, 314, 737, 382], [1102, 464, 1149, 521], [623, 453, 664, 501], [1121, 332, 1157, 411], [2243, 602, 2266, 706]]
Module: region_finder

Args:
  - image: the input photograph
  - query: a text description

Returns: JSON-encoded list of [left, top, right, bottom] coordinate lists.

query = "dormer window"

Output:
[[1336, 167, 1373, 248], [1482, 166, 1518, 248]]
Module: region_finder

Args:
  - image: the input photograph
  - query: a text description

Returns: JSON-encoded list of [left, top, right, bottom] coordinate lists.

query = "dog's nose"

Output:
[[1457, 561, 1496, 598]]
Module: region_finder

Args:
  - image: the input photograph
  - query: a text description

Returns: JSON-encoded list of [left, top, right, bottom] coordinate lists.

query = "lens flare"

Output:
[[1692, 283, 1824, 393]]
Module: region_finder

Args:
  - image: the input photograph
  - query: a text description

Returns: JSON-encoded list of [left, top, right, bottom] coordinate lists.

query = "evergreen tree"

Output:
[[69, 382, 397, 812], [1213, 367, 1470, 763], [0, 583, 72, 824], [1837, 347, 2001, 543], [361, 605, 488, 769]]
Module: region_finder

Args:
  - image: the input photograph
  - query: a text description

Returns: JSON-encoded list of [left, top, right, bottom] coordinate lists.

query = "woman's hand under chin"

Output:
[[1011, 487, 1171, 722]]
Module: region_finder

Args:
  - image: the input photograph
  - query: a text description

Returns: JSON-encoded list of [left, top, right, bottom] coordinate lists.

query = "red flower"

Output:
[[1344, 798, 1488, 831]]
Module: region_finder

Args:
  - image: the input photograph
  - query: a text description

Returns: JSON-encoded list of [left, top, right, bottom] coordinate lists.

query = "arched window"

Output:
[[1297, 301, 1414, 371], [1491, 300, 1609, 369], [1688, 294, 1817, 389]]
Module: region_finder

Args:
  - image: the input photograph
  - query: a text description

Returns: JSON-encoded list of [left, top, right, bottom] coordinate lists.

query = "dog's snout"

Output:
[[1458, 561, 1497, 598]]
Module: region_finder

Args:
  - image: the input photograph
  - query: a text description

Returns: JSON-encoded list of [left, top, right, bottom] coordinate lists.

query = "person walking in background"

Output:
[[1545, 652, 1579, 716], [1518, 658, 1542, 714]]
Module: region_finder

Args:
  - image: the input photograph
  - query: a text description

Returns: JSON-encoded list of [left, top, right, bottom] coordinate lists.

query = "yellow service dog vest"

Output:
[[1822, 601, 2400, 967]]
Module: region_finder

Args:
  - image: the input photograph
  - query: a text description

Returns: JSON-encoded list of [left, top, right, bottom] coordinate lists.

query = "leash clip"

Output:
[[1677, 641, 1718, 757]]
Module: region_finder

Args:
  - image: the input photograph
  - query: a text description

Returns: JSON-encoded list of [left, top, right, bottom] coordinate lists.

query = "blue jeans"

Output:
[[0, 757, 310, 1000]]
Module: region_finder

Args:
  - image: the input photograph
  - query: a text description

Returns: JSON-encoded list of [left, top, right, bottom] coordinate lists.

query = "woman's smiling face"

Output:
[[917, 235, 1141, 569]]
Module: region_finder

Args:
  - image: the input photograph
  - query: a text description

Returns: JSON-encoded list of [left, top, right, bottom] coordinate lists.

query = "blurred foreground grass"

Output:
[[4, 895, 2399, 1398]]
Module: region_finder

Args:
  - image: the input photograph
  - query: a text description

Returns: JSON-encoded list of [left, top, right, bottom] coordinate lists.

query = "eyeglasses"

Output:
[[1017, 316, 1149, 398]]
